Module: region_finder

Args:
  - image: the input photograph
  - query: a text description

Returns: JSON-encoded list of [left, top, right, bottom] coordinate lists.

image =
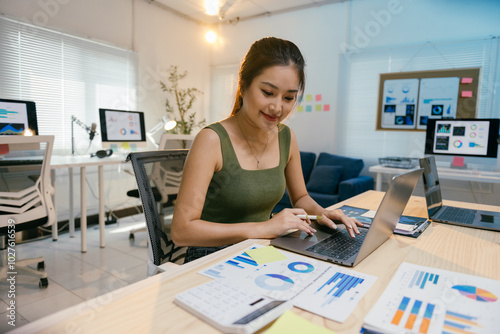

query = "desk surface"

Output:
[[50, 154, 128, 169], [13, 191, 500, 334]]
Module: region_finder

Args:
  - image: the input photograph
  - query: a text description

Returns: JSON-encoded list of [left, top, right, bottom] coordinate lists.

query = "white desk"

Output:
[[50, 154, 128, 252], [369, 164, 500, 191]]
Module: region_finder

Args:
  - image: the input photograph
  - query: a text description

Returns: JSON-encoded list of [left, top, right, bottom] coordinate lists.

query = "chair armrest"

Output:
[[338, 176, 374, 202]]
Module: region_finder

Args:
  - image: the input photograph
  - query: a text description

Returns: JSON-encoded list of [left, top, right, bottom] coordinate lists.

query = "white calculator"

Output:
[[174, 279, 293, 334]]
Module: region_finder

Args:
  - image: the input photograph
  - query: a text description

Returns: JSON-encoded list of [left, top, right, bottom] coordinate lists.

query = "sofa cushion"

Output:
[[306, 165, 343, 195], [316, 153, 364, 181], [300, 151, 316, 183]]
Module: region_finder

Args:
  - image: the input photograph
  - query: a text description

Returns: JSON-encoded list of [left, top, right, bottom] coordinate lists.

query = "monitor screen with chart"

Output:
[[424, 118, 499, 158], [0, 98, 39, 136], [99, 108, 146, 151]]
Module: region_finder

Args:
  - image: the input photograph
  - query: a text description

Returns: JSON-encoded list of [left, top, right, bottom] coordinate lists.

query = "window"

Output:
[[0, 16, 138, 153]]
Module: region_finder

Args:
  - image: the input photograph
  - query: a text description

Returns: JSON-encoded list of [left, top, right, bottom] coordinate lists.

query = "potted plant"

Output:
[[160, 65, 205, 136]]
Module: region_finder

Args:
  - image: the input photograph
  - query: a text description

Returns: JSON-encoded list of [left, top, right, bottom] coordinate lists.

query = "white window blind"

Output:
[[0, 16, 138, 153]]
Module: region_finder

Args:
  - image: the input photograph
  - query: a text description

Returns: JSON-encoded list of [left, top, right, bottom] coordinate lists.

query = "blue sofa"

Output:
[[273, 152, 374, 213]]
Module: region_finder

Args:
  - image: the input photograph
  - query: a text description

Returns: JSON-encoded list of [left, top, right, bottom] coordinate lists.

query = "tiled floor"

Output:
[[0, 210, 174, 333]]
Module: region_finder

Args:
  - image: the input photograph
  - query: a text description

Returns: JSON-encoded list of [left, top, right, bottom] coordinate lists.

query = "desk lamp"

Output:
[[146, 116, 177, 149]]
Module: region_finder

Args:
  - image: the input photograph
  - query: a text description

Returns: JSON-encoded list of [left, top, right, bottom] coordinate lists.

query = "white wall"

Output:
[[0, 0, 211, 220]]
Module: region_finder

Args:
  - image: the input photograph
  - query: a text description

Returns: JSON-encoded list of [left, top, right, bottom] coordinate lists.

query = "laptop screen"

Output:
[[420, 156, 443, 217]]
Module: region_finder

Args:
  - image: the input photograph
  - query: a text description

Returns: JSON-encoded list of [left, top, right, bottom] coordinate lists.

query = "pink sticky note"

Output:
[[323, 104, 330, 111], [461, 77, 473, 84], [461, 91, 473, 98], [315, 94, 322, 101]]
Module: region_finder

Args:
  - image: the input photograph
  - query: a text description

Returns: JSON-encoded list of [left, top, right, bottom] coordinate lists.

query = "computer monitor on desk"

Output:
[[0, 98, 39, 136], [99, 108, 147, 153], [424, 118, 499, 168]]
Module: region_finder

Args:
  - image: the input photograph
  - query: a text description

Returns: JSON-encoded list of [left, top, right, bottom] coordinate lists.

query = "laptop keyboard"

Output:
[[305, 228, 368, 261], [437, 206, 477, 224]]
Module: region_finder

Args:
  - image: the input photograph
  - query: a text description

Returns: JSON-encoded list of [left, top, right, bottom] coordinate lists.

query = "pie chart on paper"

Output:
[[452, 285, 498, 302]]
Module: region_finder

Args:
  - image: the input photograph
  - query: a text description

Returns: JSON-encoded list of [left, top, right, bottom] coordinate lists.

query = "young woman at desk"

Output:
[[171, 37, 362, 263]]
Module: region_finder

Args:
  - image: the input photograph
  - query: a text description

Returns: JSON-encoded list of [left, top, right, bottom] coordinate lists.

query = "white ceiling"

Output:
[[150, 0, 344, 25]]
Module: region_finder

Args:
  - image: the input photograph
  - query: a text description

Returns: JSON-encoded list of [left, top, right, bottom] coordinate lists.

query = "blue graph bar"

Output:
[[409, 270, 439, 289], [317, 272, 364, 305], [204, 269, 224, 279]]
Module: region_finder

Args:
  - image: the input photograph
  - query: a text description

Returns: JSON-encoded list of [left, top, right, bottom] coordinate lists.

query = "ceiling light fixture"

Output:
[[205, 30, 217, 44], [204, 0, 219, 16]]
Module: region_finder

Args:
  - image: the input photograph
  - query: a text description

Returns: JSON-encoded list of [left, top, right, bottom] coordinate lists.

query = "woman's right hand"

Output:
[[263, 209, 317, 238]]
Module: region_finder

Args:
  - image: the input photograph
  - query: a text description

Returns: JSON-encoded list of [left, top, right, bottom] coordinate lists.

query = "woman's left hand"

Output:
[[318, 209, 364, 238]]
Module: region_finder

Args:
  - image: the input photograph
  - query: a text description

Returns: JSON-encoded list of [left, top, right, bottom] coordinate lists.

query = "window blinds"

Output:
[[0, 16, 138, 153]]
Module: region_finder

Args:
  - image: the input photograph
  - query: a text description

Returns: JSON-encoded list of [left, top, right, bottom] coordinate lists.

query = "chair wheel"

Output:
[[39, 278, 49, 288], [129, 233, 134, 240], [37, 261, 45, 270]]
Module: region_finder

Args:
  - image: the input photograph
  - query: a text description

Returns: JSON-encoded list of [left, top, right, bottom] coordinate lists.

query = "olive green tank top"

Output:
[[201, 122, 290, 223]]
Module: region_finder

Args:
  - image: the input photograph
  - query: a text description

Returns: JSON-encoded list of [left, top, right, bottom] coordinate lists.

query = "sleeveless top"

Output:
[[200, 122, 291, 223]]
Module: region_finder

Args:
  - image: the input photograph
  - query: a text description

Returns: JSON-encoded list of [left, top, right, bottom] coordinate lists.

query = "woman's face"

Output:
[[240, 64, 300, 131]]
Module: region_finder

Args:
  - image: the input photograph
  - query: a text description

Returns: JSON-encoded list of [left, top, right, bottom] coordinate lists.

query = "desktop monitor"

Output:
[[424, 118, 499, 158], [0, 98, 39, 135], [99, 108, 147, 151]]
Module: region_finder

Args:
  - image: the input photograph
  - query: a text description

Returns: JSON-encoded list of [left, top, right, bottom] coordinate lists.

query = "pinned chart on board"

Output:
[[363, 262, 500, 333], [199, 244, 377, 323], [381, 78, 419, 129]]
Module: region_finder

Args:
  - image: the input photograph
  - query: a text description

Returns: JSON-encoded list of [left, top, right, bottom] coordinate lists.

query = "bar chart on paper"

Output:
[[292, 266, 376, 323], [363, 262, 500, 334]]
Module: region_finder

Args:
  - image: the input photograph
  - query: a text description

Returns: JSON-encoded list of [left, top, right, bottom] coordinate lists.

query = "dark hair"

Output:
[[230, 37, 306, 116]]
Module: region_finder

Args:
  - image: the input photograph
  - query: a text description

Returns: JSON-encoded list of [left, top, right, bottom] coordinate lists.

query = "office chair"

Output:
[[127, 133, 195, 240], [126, 149, 188, 276], [0, 135, 55, 288]]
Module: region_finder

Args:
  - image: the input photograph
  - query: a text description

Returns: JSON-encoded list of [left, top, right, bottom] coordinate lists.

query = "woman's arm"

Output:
[[284, 130, 363, 237], [171, 128, 316, 247]]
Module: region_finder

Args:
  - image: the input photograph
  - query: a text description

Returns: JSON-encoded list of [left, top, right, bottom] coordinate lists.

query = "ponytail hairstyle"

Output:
[[230, 37, 305, 116]]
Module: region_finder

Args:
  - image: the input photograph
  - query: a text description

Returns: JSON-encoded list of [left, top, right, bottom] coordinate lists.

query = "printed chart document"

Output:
[[200, 244, 377, 323], [363, 262, 500, 334]]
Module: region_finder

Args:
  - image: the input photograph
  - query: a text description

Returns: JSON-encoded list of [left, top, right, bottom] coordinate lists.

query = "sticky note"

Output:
[[306, 105, 312, 112], [0, 144, 9, 155], [315, 104, 322, 111], [306, 94, 312, 102], [315, 94, 322, 101], [461, 77, 473, 84], [245, 246, 287, 265], [122, 142, 130, 150], [461, 91, 473, 98], [323, 104, 330, 111], [297, 105, 304, 112], [266, 310, 335, 334]]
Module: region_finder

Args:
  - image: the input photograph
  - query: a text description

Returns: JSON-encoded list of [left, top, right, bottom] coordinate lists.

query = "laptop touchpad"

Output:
[[480, 214, 500, 224]]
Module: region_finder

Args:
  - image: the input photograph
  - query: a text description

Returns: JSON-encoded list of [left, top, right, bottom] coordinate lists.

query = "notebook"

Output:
[[419, 156, 500, 231], [271, 168, 423, 267]]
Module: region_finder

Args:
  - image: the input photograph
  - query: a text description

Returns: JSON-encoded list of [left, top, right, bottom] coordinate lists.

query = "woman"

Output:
[[171, 37, 362, 263]]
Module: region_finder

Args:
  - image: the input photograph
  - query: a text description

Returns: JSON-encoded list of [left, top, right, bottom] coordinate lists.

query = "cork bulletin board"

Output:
[[376, 68, 480, 131]]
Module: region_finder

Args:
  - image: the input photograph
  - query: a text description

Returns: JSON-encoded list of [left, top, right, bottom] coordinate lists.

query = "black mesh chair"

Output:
[[126, 149, 188, 276]]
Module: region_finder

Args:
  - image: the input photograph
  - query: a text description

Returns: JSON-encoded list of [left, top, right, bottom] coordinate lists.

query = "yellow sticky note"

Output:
[[315, 104, 322, 111], [297, 105, 304, 112], [266, 310, 335, 334], [306, 94, 312, 102], [245, 246, 287, 265], [122, 142, 130, 150]]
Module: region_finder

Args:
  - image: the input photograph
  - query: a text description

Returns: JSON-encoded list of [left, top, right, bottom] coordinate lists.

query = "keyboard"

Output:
[[306, 228, 368, 261], [436, 206, 477, 224]]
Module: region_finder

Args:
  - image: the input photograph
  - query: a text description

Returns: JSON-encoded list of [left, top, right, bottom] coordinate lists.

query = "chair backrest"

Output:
[[126, 149, 188, 271], [158, 133, 196, 150], [0, 135, 55, 234]]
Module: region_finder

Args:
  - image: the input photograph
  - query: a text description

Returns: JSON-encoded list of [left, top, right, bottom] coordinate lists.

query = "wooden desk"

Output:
[[12, 191, 500, 333]]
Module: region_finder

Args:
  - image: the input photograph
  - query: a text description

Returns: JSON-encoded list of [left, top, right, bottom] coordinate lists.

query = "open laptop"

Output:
[[419, 156, 500, 231], [271, 168, 423, 267]]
